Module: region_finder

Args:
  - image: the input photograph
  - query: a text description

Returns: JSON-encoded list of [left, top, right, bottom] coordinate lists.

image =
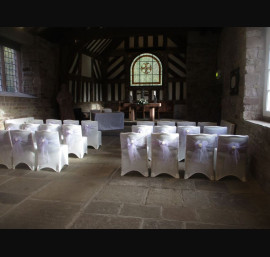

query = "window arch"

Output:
[[130, 53, 162, 86]]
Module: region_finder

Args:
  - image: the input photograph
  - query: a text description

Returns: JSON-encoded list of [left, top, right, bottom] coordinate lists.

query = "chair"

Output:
[[81, 120, 102, 149], [120, 132, 149, 177], [9, 130, 36, 171], [136, 121, 155, 126], [38, 124, 62, 143], [197, 121, 217, 133], [132, 125, 153, 160], [63, 120, 80, 125], [62, 124, 88, 158], [103, 108, 112, 113], [215, 135, 249, 182], [151, 133, 179, 178], [177, 126, 200, 161], [46, 119, 62, 125], [157, 121, 176, 126], [203, 126, 228, 148], [22, 123, 40, 133], [153, 125, 176, 133], [5, 123, 23, 130], [185, 134, 216, 180], [220, 120, 236, 134], [35, 130, 68, 172], [0, 130, 13, 169], [177, 121, 197, 126], [32, 119, 44, 124]]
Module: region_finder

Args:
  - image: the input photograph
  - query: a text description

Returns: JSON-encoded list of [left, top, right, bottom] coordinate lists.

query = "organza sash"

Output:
[[126, 137, 144, 162]]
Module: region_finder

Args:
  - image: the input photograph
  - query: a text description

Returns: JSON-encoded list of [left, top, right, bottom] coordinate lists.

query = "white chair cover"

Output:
[[22, 123, 40, 133], [220, 120, 236, 134], [5, 123, 23, 130], [203, 126, 228, 148], [153, 125, 176, 133], [46, 119, 62, 125], [132, 125, 153, 160], [32, 119, 44, 124], [35, 130, 68, 172], [151, 133, 179, 178], [81, 120, 102, 149], [215, 135, 249, 182], [63, 120, 80, 125], [38, 124, 62, 143], [10, 130, 36, 171], [62, 124, 88, 158], [136, 121, 155, 126], [177, 126, 200, 161], [157, 121, 176, 126], [103, 108, 112, 112], [185, 134, 216, 180], [120, 132, 149, 177], [197, 121, 217, 133], [177, 121, 197, 126], [0, 130, 13, 169]]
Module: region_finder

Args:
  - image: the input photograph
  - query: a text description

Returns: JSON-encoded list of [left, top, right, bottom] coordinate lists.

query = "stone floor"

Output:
[[0, 128, 270, 229]]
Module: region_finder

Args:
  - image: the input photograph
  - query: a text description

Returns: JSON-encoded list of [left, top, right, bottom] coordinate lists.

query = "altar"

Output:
[[123, 103, 161, 121]]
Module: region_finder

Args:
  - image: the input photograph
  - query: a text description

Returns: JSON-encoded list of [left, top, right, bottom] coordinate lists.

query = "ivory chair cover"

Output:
[[63, 120, 80, 125], [46, 119, 62, 125], [5, 123, 23, 130], [157, 121, 176, 126], [22, 123, 41, 147], [203, 126, 228, 148], [197, 121, 217, 133], [151, 133, 179, 178], [0, 130, 13, 169], [38, 124, 62, 143], [177, 126, 200, 161], [120, 132, 149, 177], [177, 121, 197, 126], [215, 135, 249, 182], [103, 108, 112, 112], [185, 134, 216, 180], [81, 120, 102, 149], [10, 130, 36, 171], [132, 125, 153, 160], [153, 125, 176, 133], [32, 119, 44, 124], [35, 130, 68, 172], [62, 124, 88, 158], [137, 121, 155, 126]]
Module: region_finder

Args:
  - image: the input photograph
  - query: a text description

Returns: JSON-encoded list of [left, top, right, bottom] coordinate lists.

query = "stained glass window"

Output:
[[0, 46, 19, 92], [130, 53, 162, 86]]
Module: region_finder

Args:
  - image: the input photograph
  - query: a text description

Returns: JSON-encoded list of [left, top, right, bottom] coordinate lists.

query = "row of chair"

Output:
[[136, 120, 235, 134], [121, 128, 248, 182], [4, 121, 102, 150]]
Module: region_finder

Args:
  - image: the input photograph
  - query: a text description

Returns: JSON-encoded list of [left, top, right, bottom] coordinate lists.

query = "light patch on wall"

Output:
[[148, 36, 153, 47], [83, 82, 87, 102], [158, 35, 163, 47], [129, 36, 134, 48], [81, 54, 92, 77]]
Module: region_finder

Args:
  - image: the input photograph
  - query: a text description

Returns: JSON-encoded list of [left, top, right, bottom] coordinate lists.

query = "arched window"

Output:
[[130, 53, 162, 86]]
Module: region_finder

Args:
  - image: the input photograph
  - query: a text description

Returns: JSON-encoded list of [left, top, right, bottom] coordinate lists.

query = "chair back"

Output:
[[153, 125, 176, 133], [63, 120, 80, 125], [136, 121, 154, 126], [5, 123, 23, 130], [46, 119, 62, 125], [157, 121, 176, 126], [177, 121, 196, 126], [22, 123, 40, 133]]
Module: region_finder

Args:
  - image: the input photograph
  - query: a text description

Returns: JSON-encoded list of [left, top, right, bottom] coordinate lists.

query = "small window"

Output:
[[264, 28, 270, 117], [130, 53, 162, 86], [0, 45, 20, 93]]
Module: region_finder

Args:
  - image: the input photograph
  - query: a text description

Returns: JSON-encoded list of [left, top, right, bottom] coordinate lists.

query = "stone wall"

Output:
[[0, 31, 59, 129], [186, 30, 221, 122], [217, 27, 270, 193]]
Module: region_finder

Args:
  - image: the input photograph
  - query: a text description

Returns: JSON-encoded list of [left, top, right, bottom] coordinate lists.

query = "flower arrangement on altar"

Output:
[[137, 98, 148, 105]]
